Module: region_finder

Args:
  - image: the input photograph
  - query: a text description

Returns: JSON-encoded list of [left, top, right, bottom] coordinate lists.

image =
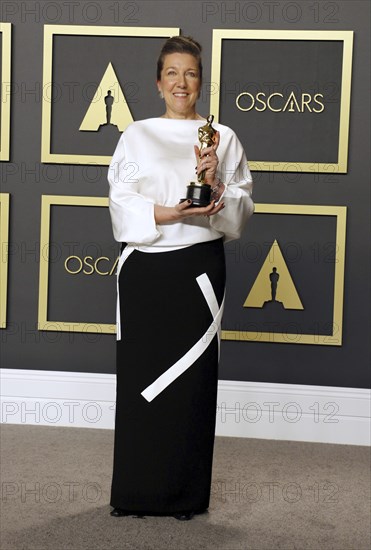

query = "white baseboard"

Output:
[[1, 369, 370, 446]]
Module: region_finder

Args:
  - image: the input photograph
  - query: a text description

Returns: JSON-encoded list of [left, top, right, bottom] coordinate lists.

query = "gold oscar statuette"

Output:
[[180, 114, 217, 207]]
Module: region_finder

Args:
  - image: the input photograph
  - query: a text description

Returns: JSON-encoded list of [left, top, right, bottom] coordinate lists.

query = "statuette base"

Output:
[[180, 182, 212, 207]]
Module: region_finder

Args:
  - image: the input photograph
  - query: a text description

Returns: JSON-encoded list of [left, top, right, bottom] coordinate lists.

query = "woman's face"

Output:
[[157, 52, 201, 119]]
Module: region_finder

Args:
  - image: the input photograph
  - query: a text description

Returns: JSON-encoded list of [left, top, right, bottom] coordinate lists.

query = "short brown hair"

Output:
[[156, 36, 203, 82]]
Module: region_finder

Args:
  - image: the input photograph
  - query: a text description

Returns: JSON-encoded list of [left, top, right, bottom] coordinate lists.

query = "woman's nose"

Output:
[[176, 74, 186, 87]]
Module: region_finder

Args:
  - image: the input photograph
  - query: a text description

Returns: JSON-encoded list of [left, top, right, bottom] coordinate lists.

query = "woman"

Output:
[[108, 36, 254, 521]]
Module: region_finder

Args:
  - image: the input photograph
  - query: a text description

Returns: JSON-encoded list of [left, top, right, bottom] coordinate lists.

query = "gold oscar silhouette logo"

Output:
[[244, 240, 304, 310], [79, 62, 133, 132]]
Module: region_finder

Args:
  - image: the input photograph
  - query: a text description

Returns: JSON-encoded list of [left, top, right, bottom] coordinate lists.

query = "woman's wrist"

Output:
[[211, 178, 225, 201], [154, 204, 180, 223]]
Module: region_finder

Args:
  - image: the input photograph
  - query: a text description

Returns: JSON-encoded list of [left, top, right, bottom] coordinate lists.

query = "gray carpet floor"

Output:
[[0, 424, 370, 550]]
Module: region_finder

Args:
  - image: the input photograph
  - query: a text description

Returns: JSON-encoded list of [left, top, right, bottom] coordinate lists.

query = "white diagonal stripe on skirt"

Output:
[[141, 273, 225, 403]]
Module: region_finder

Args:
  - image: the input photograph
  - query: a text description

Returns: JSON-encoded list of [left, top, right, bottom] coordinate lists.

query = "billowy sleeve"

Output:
[[107, 133, 162, 244], [209, 129, 254, 242]]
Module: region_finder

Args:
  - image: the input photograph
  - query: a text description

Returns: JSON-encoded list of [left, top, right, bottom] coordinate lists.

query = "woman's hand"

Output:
[[194, 130, 220, 185], [174, 198, 225, 220], [154, 199, 225, 224]]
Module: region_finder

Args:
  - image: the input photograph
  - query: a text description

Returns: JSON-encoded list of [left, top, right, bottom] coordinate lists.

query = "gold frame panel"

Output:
[[41, 25, 180, 165], [0, 23, 11, 161], [0, 193, 10, 328], [211, 29, 353, 173], [38, 195, 116, 334], [39, 198, 347, 342], [221, 204, 347, 345]]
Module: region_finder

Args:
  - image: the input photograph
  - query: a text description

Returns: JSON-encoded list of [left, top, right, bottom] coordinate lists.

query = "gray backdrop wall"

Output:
[[1, 0, 370, 389]]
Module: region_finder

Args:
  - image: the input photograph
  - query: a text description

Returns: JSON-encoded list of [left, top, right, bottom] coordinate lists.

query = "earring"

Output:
[[158, 90, 164, 99]]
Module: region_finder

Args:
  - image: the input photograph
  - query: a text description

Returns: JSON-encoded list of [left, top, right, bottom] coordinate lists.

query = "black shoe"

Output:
[[173, 511, 195, 521], [110, 508, 130, 517]]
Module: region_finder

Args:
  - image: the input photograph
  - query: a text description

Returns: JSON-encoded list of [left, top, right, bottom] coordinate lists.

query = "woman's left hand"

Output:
[[194, 130, 220, 186]]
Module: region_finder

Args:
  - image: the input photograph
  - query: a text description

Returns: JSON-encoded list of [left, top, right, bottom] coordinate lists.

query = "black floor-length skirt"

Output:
[[110, 238, 226, 516]]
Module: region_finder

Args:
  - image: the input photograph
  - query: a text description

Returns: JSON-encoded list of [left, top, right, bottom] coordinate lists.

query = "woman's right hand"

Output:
[[154, 200, 225, 224], [174, 199, 225, 220]]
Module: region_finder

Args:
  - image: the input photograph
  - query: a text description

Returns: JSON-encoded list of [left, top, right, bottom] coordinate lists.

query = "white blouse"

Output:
[[108, 117, 254, 252]]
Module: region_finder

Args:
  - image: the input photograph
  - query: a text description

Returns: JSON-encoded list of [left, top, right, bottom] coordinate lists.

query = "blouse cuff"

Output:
[[109, 197, 162, 245]]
